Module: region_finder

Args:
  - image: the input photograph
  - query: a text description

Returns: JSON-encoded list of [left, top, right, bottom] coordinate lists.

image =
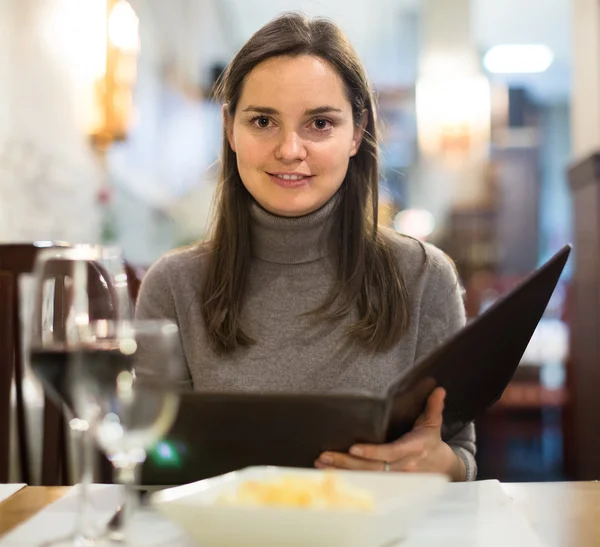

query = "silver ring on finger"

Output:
[[383, 460, 391, 472]]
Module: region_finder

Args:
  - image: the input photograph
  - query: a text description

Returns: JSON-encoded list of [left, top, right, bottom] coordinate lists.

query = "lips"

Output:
[[267, 172, 313, 188]]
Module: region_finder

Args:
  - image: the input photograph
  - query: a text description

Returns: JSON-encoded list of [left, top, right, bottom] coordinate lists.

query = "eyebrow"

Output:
[[242, 105, 343, 116]]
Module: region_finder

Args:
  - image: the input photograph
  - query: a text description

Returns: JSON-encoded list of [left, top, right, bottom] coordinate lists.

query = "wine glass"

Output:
[[71, 320, 182, 545], [28, 245, 133, 546]]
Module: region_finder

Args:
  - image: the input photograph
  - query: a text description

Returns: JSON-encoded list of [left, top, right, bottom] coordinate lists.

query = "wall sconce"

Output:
[[90, 0, 140, 152], [43, 0, 139, 148], [415, 75, 491, 159]]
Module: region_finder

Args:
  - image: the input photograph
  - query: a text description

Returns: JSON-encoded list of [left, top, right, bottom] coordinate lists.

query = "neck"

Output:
[[249, 195, 339, 264]]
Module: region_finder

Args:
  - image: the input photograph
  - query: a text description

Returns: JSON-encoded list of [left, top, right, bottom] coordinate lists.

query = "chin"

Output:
[[267, 198, 323, 218]]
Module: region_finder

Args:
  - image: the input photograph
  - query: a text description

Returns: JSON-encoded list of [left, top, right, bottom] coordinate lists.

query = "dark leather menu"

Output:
[[141, 244, 571, 485]]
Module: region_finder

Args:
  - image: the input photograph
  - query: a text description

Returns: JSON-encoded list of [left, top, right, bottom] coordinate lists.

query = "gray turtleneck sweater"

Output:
[[136, 197, 477, 480]]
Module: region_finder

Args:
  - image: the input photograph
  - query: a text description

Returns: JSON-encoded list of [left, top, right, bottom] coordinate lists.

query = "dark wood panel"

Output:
[[567, 152, 600, 480], [0, 273, 14, 483]]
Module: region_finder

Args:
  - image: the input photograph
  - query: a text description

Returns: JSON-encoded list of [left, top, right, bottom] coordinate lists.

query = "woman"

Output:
[[136, 12, 476, 481]]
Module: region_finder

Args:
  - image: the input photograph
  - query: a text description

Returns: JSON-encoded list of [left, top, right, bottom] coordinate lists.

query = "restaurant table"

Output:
[[502, 482, 600, 547], [0, 482, 598, 546]]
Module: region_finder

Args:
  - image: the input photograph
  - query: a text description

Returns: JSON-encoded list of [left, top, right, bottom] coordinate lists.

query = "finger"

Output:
[[349, 437, 423, 462], [393, 456, 421, 473], [322, 452, 423, 474], [414, 387, 445, 429], [316, 451, 386, 471]]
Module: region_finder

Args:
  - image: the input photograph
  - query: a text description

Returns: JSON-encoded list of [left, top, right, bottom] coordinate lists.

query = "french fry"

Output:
[[218, 472, 374, 511]]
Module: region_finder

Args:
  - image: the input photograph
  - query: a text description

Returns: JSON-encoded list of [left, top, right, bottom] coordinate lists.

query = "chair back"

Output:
[[0, 242, 143, 485]]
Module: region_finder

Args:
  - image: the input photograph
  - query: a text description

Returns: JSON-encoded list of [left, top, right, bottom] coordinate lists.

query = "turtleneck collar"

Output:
[[249, 193, 339, 265]]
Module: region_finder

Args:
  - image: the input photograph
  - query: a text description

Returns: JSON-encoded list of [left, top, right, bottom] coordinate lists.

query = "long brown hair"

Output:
[[202, 12, 412, 353]]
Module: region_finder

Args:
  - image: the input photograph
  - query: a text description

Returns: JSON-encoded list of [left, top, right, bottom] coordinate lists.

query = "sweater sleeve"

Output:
[[135, 255, 193, 390], [415, 244, 477, 481]]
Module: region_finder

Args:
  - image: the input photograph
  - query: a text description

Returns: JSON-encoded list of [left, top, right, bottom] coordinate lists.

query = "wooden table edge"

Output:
[[0, 486, 70, 538]]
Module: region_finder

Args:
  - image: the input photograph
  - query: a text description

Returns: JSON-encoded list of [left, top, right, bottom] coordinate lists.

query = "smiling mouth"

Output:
[[267, 172, 314, 188], [267, 173, 313, 181]]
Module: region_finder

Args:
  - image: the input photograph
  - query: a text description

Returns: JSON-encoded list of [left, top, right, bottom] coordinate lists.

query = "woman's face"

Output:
[[226, 55, 366, 217]]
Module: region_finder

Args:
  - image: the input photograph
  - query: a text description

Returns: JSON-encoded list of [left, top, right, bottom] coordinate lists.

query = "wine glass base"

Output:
[[92, 529, 125, 545], [39, 534, 98, 547]]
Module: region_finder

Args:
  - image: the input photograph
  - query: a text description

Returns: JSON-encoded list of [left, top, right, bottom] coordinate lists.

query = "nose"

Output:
[[275, 130, 307, 163]]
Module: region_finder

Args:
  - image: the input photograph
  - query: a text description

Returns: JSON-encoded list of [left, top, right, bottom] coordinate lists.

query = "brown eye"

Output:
[[313, 118, 331, 131], [256, 116, 270, 128]]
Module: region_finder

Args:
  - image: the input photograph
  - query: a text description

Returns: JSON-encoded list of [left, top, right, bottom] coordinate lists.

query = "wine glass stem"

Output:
[[72, 425, 96, 539], [114, 463, 140, 545]]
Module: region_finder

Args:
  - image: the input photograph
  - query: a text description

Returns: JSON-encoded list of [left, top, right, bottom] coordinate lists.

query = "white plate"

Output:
[[150, 466, 449, 547]]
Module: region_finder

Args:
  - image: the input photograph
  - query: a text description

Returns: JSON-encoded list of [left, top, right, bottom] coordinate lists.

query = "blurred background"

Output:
[[1, 0, 598, 483]]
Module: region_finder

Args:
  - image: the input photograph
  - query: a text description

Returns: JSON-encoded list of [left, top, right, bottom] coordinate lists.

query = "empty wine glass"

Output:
[[70, 319, 182, 546], [28, 245, 133, 547]]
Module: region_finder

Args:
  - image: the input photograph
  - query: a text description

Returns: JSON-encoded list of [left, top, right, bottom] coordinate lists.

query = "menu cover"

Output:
[[141, 244, 571, 485]]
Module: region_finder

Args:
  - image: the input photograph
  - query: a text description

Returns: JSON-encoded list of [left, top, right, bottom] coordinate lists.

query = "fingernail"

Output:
[[320, 454, 333, 464], [350, 447, 363, 457]]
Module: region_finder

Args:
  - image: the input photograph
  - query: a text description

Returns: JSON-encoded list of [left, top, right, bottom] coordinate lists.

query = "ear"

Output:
[[350, 109, 368, 157], [222, 104, 236, 152]]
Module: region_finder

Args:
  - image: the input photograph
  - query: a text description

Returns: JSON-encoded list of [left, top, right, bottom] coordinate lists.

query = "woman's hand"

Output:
[[315, 387, 466, 481]]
